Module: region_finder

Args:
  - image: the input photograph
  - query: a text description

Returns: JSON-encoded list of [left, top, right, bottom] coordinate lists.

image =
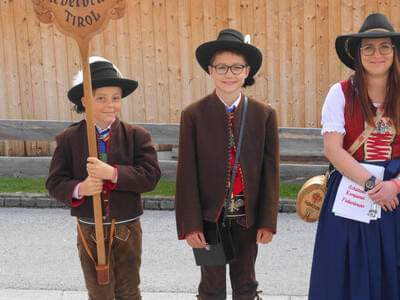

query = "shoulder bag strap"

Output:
[[347, 106, 384, 155], [222, 96, 248, 226]]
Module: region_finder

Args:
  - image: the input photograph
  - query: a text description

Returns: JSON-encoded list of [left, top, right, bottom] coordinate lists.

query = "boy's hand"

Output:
[[256, 228, 273, 244], [78, 176, 103, 196], [86, 157, 116, 181], [186, 231, 207, 248]]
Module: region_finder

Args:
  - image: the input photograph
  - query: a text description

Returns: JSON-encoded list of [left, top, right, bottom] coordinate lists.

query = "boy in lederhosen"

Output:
[[46, 57, 161, 300], [175, 29, 280, 300]]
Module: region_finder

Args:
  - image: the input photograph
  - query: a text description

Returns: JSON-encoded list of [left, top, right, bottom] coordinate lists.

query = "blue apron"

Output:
[[309, 159, 400, 300]]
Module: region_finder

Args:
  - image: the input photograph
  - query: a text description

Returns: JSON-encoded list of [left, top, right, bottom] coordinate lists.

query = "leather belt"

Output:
[[78, 216, 140, 226]]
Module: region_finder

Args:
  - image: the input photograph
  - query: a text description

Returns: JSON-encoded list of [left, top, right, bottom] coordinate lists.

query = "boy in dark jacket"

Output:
[[46, 56, 161, 300], [175, 29, 280, 300]]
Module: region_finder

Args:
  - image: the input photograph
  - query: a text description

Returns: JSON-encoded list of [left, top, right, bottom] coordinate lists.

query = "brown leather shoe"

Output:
[[255, 290, 263, 299]]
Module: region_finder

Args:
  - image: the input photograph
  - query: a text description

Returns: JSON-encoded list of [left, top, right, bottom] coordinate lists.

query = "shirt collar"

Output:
[[216, 92, 242, 112], [95, 119, 115, 139]]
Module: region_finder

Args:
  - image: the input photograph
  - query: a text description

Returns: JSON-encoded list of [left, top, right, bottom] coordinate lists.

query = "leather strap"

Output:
[[223, 96, 248, 226], [347, 106, 384, 155], [77, 218, 115, 267]]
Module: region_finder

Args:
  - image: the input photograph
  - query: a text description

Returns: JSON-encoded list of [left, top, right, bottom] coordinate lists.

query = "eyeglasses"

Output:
[[360, 43, 394, 56], [211, 64, 248, 75]]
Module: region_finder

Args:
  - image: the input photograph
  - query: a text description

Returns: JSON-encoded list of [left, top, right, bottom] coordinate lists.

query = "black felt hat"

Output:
[[67, 57, 138, 106], [335, 13, 400, 70], [195, 29, 262, 87]]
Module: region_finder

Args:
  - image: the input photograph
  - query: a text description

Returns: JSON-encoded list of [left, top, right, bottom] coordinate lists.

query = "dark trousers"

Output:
[[77, 220, 142, 300], [198, 221, 258, 300]]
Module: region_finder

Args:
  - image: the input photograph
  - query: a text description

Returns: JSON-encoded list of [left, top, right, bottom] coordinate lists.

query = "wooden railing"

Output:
[[0, 119, 328, 184]]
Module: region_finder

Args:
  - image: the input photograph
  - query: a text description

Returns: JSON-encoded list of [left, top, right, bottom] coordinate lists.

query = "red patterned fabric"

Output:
[[341, 79, 400, 161], [228, 113, 244, 196]]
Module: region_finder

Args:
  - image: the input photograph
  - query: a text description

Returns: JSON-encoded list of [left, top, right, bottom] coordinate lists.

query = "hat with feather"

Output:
[[67, 56, 138, 108]]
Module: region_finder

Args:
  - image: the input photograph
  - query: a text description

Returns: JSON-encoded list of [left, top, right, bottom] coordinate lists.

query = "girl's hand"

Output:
[[368, 180, 399, 211]]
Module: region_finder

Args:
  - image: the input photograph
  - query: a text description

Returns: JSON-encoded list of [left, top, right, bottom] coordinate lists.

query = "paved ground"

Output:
[[0, 290, 307, 299], [0, 208, 317, 299]]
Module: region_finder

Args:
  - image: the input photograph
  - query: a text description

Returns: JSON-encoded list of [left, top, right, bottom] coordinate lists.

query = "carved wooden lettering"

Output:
[[32, 0, 125, 42]]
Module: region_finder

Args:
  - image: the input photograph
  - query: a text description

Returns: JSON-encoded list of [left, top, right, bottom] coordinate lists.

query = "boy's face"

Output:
[[208, 51, 250, 99], [82, 86, 122, 129]]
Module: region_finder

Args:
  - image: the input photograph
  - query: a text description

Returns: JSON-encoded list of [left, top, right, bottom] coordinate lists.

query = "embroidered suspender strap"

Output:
[[77, 218, 115, 285], [346, 106, 384, 155], [222, 96, 248, 226]]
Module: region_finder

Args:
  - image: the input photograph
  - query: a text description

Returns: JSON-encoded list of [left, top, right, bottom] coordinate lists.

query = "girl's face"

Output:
[[360, 37, 394, 77], [82, 86, 122, 129]]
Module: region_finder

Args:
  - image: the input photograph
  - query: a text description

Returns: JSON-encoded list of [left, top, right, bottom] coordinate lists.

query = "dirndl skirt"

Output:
[[308, 159, 400, 300]]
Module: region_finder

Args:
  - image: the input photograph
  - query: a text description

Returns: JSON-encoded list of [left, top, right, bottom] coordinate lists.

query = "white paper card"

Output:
[[332, 163, 384, 223]]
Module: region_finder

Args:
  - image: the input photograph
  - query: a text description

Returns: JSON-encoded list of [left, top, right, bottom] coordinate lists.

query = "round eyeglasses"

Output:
[[212, 64, 248, 75], [360, 43, 394, 56]]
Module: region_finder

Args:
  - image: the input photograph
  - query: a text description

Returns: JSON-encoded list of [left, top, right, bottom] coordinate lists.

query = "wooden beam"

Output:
[[0, 120, 180, 145], [0, 157, 50, 178], [0, 120, 72, 141], [280, 163, 329, 184], [0, 120, 325, 160], [0, 156, 328, 185], [278, 127, 324, 160]]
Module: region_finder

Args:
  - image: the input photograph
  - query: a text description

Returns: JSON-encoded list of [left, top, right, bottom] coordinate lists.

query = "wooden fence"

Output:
[[0, 119, 327, 184], [1, 0, 399, 155]]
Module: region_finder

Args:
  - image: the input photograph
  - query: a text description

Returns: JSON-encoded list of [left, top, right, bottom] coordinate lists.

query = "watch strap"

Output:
[[365, 175, 376, 192]]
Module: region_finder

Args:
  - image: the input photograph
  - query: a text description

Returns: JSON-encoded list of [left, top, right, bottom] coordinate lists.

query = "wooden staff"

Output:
[[31, 0, 126, 285]]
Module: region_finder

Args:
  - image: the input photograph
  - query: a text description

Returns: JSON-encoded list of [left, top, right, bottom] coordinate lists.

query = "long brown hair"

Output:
[[350, 40, 400, 132]]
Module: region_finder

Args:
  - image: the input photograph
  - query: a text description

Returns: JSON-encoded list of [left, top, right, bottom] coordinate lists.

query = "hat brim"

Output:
[[336, 31, 400, 70], [195, 40, 262, 79], [67, 78, 138, 106]]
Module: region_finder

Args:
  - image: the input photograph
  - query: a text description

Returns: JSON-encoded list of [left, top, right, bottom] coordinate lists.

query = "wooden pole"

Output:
[[79, 42, 106, 266], [31, 0, 127, 285]]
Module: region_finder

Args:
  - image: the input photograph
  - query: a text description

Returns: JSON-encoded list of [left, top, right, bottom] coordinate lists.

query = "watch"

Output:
[[364, 176, 376, 192]]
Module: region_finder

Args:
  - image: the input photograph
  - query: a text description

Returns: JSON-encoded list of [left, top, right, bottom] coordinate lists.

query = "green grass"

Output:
[[0, 178, 48, 193], [280, 184, 302, 199], [143, 181, 176, 196], [0, 178, 301, 199]]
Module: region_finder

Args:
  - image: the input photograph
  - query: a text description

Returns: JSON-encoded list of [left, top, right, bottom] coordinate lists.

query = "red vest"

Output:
[[228, 113, 244, 196], [341, 79, 400, 161]]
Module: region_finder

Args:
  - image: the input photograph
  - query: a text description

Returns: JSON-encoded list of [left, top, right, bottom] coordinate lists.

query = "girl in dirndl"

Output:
[[309, 13, 400, 300]]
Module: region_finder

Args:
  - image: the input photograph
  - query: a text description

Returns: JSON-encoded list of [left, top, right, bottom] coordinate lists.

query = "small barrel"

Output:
[[296, 174, 327, 222]]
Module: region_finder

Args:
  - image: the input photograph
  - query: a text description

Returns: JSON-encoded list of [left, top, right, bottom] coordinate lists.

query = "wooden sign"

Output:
[[32, 0, 127, 285], [32, 0, 125, 43]]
